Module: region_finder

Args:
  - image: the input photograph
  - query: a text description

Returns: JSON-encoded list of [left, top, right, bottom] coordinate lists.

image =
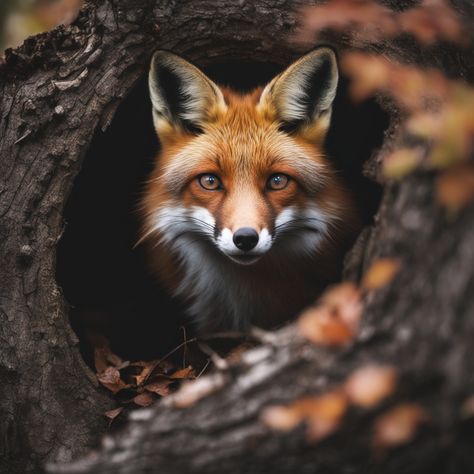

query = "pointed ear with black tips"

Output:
[[258, 47, 339, 141], [149, 50, 227, 139]]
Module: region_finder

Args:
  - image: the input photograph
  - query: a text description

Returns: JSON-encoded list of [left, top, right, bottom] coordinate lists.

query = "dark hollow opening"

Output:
[[56, 59, 390, 366]]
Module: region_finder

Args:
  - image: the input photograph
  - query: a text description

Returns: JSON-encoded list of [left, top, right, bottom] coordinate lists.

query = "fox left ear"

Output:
[[258, 47, 338, 140], [149, 50, 227, 139]]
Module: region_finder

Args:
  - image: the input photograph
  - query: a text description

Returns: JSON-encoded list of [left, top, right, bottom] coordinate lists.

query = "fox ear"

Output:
[[149, 51, 226, 137], [258, 47, 338, 139]]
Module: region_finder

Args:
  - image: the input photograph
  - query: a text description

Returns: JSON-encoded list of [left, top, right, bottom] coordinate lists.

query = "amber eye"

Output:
[[266, 173, 290, 191], [198, 173, 222, 191]]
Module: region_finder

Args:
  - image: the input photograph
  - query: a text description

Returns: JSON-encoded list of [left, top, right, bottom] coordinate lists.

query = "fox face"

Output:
[[141, 48, 360, 332]]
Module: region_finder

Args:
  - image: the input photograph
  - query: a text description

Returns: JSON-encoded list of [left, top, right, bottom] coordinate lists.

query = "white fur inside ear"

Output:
[[260, 48, 338, 125], [149, 51, 226, 131]]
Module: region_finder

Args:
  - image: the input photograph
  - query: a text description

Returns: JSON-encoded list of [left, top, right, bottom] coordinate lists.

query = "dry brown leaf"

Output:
[[144, 379, 173, 397], [436, 165, 474, 211], [97, 367, 129, 394], [373, 403, 428, 450], [133, 392, 155, 407], [171, 367, 195, 379], [345, 365, 398, 408], [94, 346, 124, 374], [362, 258, 401, 291], [133, 360, 159, 386], [104, 407, 124, 421]]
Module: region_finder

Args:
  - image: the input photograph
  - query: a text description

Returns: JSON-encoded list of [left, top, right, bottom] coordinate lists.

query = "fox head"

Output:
[[141, 48, 356, 269]]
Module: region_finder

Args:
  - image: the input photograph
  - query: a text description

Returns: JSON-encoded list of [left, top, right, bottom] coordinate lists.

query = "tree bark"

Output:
[[0, 1, 473, 473]]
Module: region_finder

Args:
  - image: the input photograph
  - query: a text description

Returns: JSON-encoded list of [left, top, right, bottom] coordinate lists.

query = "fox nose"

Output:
[[233, 227, 259, 251]]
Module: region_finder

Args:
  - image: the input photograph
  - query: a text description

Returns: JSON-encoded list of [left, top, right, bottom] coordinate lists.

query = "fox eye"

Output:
[[198, 173, 222, 191], [267, 173, 290, 191]]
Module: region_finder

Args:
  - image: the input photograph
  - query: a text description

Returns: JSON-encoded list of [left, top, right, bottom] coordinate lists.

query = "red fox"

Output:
[[140, 47, 361, 333]]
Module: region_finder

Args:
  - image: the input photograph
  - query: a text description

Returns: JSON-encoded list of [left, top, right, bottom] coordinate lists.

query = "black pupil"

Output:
[[207, 175, 215, 186], [273, 175, 282, 186]]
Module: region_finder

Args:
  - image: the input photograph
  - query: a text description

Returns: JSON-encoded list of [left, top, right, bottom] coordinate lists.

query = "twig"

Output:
[[197, 342, 229, 371]]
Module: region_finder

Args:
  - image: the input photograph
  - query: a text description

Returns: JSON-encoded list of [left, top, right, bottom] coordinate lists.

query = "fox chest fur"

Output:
[[140, 48, 360, 333]]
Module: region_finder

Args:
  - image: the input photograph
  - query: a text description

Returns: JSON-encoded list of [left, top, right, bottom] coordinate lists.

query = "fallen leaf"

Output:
[[171, 366, 195, 379], [104, 407, 124, 421], [373, 403, 428, 450], [94, 346, 124, 374], [97, 367, 129, 394], [133, 392, 155, 407], [362, 258, 401, 291], [144, 379, 173, 397], [345, 365, 398, 408]]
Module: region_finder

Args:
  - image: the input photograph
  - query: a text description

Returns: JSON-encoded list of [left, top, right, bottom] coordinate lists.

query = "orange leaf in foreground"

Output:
[[345, 365, 398, 408], [298, 283, 362, 346], [321, 283, 363, 331], [262, 391, 348, 443], [373, 403, 428, 450], [362, 258, 401, 291], [436, 165, 474, 212], [298, 307, 354, 346]]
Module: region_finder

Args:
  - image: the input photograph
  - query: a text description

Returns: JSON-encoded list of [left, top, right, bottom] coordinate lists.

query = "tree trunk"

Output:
[[0, 1, 473, 473]]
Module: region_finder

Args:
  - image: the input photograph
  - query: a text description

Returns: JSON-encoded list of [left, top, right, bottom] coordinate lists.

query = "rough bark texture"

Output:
[[0, 0, 473, 473]]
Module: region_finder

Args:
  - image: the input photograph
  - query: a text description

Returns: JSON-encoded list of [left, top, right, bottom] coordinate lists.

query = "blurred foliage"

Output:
[[297, 0, 474, 212], [0, 0, 83, 53]]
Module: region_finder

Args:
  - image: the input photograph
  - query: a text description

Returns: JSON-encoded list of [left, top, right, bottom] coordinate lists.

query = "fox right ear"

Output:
[[258, 47, 338, 141], [149, 51, 227, 139]]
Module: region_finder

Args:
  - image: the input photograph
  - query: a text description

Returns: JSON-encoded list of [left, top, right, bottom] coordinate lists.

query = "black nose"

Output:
[[233, 227, 259, 251]]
